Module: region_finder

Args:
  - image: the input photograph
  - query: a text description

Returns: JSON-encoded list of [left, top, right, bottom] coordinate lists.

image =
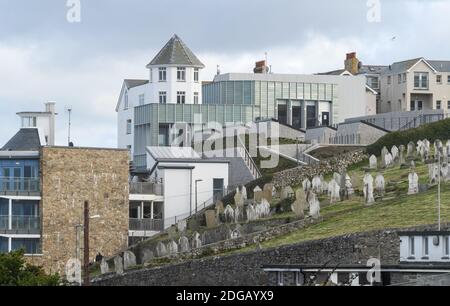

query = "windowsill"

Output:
[[421, 256, 429, 260], [442, 256, 450, 260], [407, 256, 416, 260]]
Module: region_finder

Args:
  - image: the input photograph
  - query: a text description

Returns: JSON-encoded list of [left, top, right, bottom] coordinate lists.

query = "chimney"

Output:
[[45, 102, 56, 146], [344, 52, 360, 75], [254, 60, 269, 74]]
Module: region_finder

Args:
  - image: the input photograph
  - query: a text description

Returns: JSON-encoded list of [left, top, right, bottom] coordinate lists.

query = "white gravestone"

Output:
[[375, 174, 385, 197], [363, 173, 375, 205], [408, 172, 419, 195]]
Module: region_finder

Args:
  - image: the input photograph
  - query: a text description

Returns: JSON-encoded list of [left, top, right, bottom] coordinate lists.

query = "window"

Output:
[[414, 72, 429, 89], [22, 116, 37, 128], [177, 67, 186, 81], [0, 236, 7, 253], [11, 238, 41, 255], [367, 76, 379, 89], [194, 68, 199, 82], [409, 237, 415, 257], [437, 100, 442, 110], [194, 92, 199, 105], [277, 272, 284, 286], [213, 178, 224, 201], [124, 92, 129, 110], [177, 91, 186, 104], [403, 73, 407, 83], [418, 101, 423, 110], [126, 119, 132, 135], [139, 94, 145, 106], [387, 76, 391, 85], [423, 237, 429, 257], [398, 74, 402, 84], [159, 67, 167, 82], [159, 92, 167, 104], [437, 75, 442, 84], [444, 237, 450, 257], [410, 101, 415, 111]]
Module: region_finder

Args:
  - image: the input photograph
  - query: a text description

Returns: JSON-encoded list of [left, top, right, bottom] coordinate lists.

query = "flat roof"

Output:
[[212, 72, 365, 84], [147, 146, 201, 160]]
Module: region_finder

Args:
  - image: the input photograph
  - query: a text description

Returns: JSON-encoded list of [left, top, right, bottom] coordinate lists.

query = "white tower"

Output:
[[17, 102, 56, 146]]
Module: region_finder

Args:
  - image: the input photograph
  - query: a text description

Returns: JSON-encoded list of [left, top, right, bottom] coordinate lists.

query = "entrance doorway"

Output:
[[321, 112, 330, 126], [306, 105, 317, 128], [292, 106, 302, 129]]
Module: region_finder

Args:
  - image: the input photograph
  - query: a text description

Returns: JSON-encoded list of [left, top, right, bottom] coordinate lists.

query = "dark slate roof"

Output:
[[124, 79, 149, 89], [429, 60, 450, 72], [1, 129, 41, 151], [317, 69, 347, 76], [359, 65, 388, 75], [146, 34, 205, 68]]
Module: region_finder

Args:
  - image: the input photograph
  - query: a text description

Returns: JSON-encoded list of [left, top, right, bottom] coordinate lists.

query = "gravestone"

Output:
[[363, 173, 375, 205], [234, 205, 243, 223], [281, 186, 294, 200], [369, 155, 377, 169], [177, 219, 187, 233], [291, 189, 306, 219], [345, 174, 354, 196], [192, 232, 202, 249], [391, 145, 399, 161], [329, 179, 341, 204], [312, 176, 322, 194], [167, 240, 179, 255], [399, 145, 406, 166], [262, 183, 274, 202], [246, 204, 257, 221], [407, 141, 415, 158], [408, 172, 419, 195], [179, 236, 190, 253], [230, 227, 241, 239], [234, 190, 245, 208], [215, 200, 224, 216], [253, 186, 263, 202], [100, 258, 109, 275], [321, 178, 328, 195], [224, 205, 235, 223], [205, 210, 218, 228], [381, 147, 389, 166], [302, 178, 312, 192], [156, 241, 168, 257], [309, 192, 320, 219], [333, 172, 342, 186], [256, 198, 271, 218], [385, 153, 393, 168], [429, 163, 439, 185], [375, 173, 385, 198], [114, 256, 123, 275], [123, 251, 137, 270], [141, 249, 154, 263], [241, 186, 248, 200], [441, 163, 450, 182]]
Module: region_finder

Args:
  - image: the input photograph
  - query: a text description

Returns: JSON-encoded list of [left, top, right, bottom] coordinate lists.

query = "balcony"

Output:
[[129, 182, 164, 196], [0, 177, 40, 196], [0, 215, 41, 235], [129, 218, 164, 232]]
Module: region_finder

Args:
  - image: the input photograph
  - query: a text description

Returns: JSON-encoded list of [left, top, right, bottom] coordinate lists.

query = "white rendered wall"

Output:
[[400, 234, 450, 263]]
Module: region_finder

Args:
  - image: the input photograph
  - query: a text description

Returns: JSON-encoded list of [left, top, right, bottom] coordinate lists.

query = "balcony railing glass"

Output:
[[0, 177, 40, 194], [129, 182, 164, 196], [129, 218, 164, 232], [0, 215, 40, 234]]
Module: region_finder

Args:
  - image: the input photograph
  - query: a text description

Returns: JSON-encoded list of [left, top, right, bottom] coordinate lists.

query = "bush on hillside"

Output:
[[367, 118, 450, 156]]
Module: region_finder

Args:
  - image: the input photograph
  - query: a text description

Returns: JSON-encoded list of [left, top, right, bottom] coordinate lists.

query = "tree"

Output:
[[0, 250, 61, 286]]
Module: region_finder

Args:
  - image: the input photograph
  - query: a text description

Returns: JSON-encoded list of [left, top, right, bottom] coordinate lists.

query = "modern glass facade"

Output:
[[0, 159, 40, 194]]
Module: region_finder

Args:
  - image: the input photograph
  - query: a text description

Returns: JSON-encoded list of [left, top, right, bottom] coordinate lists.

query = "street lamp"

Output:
[[195, 179, 203, 214]]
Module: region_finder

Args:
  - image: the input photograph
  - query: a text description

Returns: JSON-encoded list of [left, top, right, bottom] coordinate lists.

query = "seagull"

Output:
[[391, 36, 397, 41]]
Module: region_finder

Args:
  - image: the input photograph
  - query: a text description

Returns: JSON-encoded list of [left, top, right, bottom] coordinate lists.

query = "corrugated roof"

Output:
[[146, 34, 205, 68], [146, 146, 201, 160], [1, 129, 41, 151]]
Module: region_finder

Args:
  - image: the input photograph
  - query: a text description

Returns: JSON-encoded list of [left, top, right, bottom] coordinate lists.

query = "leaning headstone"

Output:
[[369, 155, 377, 169], [234, 190, 245, 208], [363, 173, 375, 205], [156, 241, 168, 257], [408, 172, 419, 195], [179, 236, 190, 253], [205, 210, 217, 228], [114, 256, 124, 275], [253, 186, 263, 202], [191, 232, 202, 249], [263, 183, 274, 202], [123, 251, 137, 270], [167, 240, 179, 255], [312, 176, 322, 194], [224, 205, 235, 223], [291, 189, 306, 219], [375, 173, 385, 198], [100, 258, 110, 274], [391, 145, 399, 161], [302, 178, 312, 192], [309, 193, 321, 219]]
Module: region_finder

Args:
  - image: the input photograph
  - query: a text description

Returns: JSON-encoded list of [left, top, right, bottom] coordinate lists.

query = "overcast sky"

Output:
[[0, 0, 449, 148]]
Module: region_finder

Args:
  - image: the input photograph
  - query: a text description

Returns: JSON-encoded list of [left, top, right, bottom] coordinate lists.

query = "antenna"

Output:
[[65, 106, 72, 146]]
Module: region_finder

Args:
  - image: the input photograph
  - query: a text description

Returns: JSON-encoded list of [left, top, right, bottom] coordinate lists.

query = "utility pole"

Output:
[[195, 179, 203, 214], [83, 201, 90, 286], [66, 106, 72, 146], [438, 151, 441, 231]]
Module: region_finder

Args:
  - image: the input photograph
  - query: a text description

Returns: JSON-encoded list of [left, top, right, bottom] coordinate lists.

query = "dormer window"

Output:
[[159, 68, 167, 82], [22, 116, 37, 128], [177, 67, 186, 81]]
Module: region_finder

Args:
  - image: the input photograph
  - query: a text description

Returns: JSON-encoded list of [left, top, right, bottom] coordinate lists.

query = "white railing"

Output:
[[236, 136, 262, 179]]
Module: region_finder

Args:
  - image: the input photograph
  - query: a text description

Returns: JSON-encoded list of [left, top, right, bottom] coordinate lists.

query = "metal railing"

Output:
[[329, 133, 362, 145], [0, 177, 40, 194], [0, 215, 40, 234], [129, 218, 164, 232], [399, 113, 447, 131], [236, 135, 262, 179], [129, 182, 164, 196]]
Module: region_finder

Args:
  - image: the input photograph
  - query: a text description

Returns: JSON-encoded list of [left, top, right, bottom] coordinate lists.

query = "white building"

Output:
[[16, 102, 56, 146], [400, 231, 450, 263], [116, 34, 205, 157]]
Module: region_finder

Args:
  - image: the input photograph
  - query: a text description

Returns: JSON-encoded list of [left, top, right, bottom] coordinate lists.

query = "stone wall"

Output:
[[93, 224, 449, 286], [29, 147, 129, 275], [273, 150, 367, 188]]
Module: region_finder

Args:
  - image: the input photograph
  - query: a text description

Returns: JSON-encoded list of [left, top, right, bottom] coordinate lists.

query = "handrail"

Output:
[[236, 135, 262, 179]]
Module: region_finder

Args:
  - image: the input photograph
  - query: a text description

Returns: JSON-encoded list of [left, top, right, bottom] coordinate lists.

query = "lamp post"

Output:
[[195, 179, 203, 214], [438, 151, 441, 231]]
